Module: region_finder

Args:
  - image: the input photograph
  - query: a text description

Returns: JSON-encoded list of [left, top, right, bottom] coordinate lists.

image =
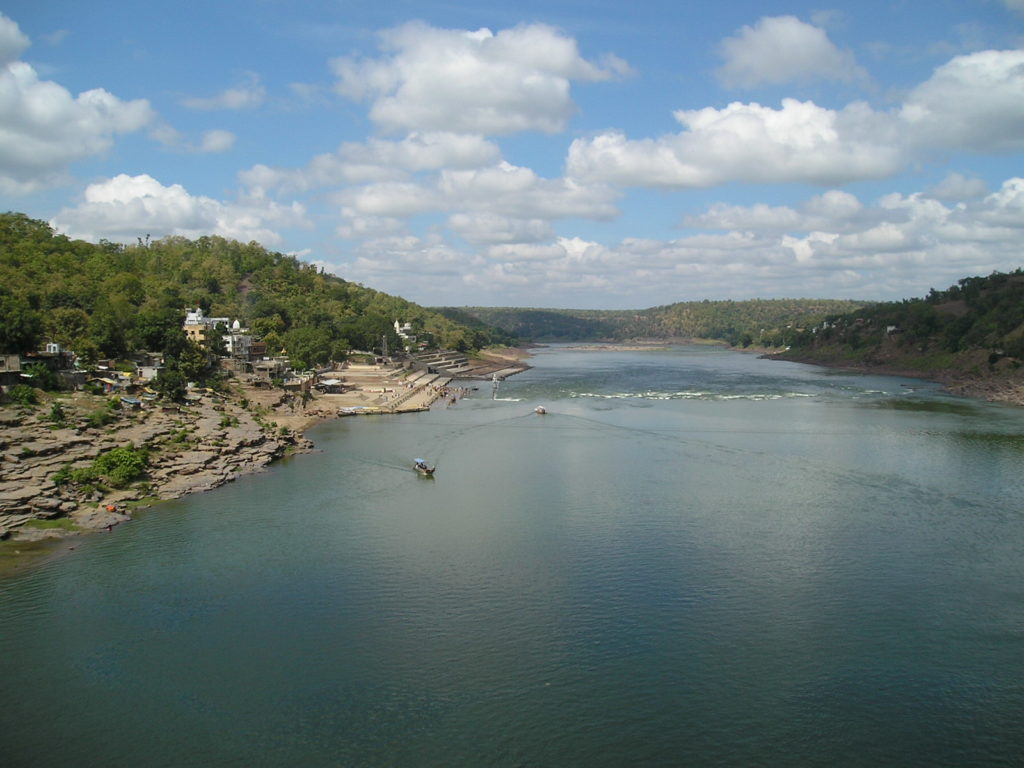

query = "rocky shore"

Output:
[[0, 351, 531, 572], [768, 348, 1024, 407], [0, 385, 312, 549]]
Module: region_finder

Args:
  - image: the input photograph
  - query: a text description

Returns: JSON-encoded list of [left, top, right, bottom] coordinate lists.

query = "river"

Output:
[[2, 345, 1023, 767]]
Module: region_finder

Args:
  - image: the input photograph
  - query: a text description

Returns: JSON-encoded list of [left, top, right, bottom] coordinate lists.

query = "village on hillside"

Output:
[[0, 309, 528, 558]]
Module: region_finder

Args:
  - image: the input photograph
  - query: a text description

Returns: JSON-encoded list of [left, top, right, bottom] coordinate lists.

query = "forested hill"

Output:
[[0, 212, 513, 363], [440, 299, 864, 347], [780, 270, 1024, 383]]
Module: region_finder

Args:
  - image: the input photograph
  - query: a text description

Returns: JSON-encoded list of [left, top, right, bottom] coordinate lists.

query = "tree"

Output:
[[131, 306, 185, 352], [0, 292, 42, 354], [284, 326, 332, 369], [46, 307, 90, 350], [23, 362, 60, 391], [153, 367, 187, 402]]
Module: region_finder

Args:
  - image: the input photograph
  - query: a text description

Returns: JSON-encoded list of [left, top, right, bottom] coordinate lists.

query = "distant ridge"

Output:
[[436, 299, 864, 348], [777, 270, 1024, 404]]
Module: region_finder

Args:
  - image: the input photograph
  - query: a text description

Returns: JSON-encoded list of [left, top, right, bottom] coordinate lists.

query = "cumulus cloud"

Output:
[[335, 210, 407, 240], [716, 16, 868, 89], [0, 13, 155, 194], [0, 12, 29, 66], [567, 99, 903, 187], [899, 49, 1024, 153], [241, 132, 501, 195], [568, 48, 1024, 189], [342, 235, 481, 289], [448, 212, 554, 245], [330, 21, 630, 135], [684, 190, 870, 234], [436, 162, 620, 220], [328, 160, 619, 231], [924, 172, 988, 201], [50, 174, 309, 246], [181, 73, 265, 110], [332, 177, 1024, 308]]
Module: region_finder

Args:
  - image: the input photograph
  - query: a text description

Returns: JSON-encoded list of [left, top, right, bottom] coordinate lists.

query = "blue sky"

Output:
[[2, 1, 1023, 309]]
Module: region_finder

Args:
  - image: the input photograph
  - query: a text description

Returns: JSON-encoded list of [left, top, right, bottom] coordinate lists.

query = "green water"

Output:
[[2, 345, 1023, 766]]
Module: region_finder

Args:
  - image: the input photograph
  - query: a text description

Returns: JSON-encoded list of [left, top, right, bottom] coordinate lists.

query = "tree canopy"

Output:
[[784, 270, 1024, 369], [0, 212, 511, 361], [445, 299, 865, 346]]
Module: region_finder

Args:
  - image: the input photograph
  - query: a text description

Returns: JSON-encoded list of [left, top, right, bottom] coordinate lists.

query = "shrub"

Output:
[[7, 384, 38, 406], [84, 401, 118, 429], [94, 445, 148, 488], [52, 463, 73, 485], [48, 402, 66, 424]]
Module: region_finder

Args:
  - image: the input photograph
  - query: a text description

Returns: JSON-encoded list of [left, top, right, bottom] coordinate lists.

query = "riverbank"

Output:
[[767, 348, 1024, 407], [0, 351, 532, 574]]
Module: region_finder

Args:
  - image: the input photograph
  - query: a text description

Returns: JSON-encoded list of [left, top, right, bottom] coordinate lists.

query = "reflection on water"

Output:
[[872, 397, 984, 416], [1, 345, 1023, 767]]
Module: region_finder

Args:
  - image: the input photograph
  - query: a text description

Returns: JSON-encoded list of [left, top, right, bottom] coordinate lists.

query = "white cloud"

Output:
[[181, 73, 265, 110], [567, 99, 903, 187], [331, 21, 630, 135], [241, 132, 501, 195], [924, 172, 988, 201], [448, 212, 554, 245], [329, 160, 619, 225], [900, 49, 1024, 153], [335, 210, 407, 240], [0, 14, 155, 194], [0, 63, 155, 194], [340, 181, 440, 218], [342, 234, 480, 286], [971, 177, 1024, 228], [196, 129, 236, 153], [684, 190, 868, 234], [437, 162, 620, 220], [332, 177, 1024, 307], [348, 132, 502, 171], [567, 48, 1024, 189], [716, 16, 867, 89], [0, 12, 29, 66], [50, 174, 309, 246]]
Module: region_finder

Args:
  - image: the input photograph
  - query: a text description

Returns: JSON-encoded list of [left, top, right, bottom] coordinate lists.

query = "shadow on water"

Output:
[[871, 397, 981, 416], [950, 431, 1024, 450], [0, 537, 75, 578]]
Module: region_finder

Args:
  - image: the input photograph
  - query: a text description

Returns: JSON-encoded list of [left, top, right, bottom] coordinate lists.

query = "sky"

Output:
[[1, 1, 1023, 309]]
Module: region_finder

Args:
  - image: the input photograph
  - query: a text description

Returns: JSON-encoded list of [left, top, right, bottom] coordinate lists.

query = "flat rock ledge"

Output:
[[0, 390, 312, 545]]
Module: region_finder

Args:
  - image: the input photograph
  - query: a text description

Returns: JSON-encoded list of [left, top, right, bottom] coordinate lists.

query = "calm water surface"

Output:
[[2, 345, 1023, 767]]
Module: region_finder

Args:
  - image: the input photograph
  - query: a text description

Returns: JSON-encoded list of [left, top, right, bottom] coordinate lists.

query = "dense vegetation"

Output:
[[442, 299, 865, 347], [6, 210, 1018, 390], [782, 270, 1024, 376], [0, 212, 512, 371]]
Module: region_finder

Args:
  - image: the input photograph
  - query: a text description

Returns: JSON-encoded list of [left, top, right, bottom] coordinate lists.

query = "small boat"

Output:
[[534, 406, 547, 414], [414, 458, 435, 477]]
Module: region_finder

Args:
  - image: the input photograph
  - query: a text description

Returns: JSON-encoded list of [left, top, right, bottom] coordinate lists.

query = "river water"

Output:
[[2, 345, 1023, 767]]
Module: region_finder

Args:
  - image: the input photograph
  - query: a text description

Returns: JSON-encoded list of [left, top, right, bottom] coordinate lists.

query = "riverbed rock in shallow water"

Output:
[[0, 386, 312, 541]]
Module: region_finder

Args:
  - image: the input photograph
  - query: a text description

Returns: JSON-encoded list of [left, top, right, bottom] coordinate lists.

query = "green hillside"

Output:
[[441, 299, 865, 346], [781, 270, 1024, 381], [0, 212, 510, 367]]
